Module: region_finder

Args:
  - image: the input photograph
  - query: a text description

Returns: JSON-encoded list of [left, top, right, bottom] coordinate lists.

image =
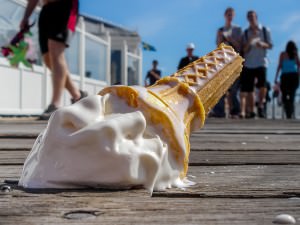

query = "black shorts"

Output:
[[240, 67, 266, 92], [38, 0, 77, 54]]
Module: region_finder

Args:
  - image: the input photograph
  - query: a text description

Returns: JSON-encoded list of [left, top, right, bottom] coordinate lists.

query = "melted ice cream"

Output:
[[19, 94, 194, 194]]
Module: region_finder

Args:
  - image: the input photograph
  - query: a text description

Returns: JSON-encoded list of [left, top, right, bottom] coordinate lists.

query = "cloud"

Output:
[[279, 13, 300, 31]]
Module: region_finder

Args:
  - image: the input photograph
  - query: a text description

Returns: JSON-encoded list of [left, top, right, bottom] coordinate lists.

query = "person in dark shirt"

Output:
[[20, 0, 87, 120], [177, 43, 198, 70], [145, 60, 161, 86]]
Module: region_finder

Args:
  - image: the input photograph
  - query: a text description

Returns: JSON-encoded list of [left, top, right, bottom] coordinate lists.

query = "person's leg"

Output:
[[47, 39, 80, 107], [229, 79, 240, 116], [280, 74, 291, 118], [256, 67, 267, 118], [248, 91, 255, 115], [244, 69, 256, 118], [43, 53, 51, 69], [239, 92, 247, 118], [211, 95, 226, 117], [287, 73, 299, 118], [258, 87, 267, 108], [239, 69, 251, 118]]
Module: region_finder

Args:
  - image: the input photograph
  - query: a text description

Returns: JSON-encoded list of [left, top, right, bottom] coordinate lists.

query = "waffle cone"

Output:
[[99, 43, 244, 177]]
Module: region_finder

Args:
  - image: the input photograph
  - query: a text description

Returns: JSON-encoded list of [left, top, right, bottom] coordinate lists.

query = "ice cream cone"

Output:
[[99, 43, 244, 178]]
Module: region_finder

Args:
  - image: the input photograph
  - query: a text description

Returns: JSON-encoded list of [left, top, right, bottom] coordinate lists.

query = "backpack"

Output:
[[241, 26, 268, 57], [244, 26, 268, 43]]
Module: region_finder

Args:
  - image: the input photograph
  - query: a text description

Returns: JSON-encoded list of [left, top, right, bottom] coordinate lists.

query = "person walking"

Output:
[[239, 10, 273, 118], [144, 60, 161, 86], [212, 7, 242, 118], [274, 41, 300, 119], [20, 0, 87, 120], [178, 43, 198, 70]]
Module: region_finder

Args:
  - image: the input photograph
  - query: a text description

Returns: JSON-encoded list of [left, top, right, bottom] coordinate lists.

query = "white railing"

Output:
[[0, 0, 142, 116], [0, 0, 110, 115]]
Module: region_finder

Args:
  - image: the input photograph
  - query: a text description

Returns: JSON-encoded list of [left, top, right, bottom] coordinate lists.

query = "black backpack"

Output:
[[244, 26, 268, 43], [241, 26, 268, 57]]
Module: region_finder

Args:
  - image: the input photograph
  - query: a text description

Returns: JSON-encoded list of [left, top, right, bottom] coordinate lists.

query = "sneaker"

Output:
[[39, 104, 58, 120], [257, 107, 265, 118], [239, 113, 245, 119], [71, 90, 88, 104], [246, 112, 256, 119], [230, 114, 240, 119]]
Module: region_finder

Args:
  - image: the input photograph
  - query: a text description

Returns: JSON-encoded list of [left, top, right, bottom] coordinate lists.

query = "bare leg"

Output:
[[43, 53, 51, 69], [239, 92, 247, 117], [43, 52, 81, 100], [258, 87, 267, 108], [48, 40, 80, 107]]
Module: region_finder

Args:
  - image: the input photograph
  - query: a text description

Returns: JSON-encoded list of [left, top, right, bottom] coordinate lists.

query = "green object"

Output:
[[8, 40, 32, 68]]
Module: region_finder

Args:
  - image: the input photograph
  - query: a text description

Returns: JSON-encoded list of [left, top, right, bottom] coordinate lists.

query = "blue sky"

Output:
[[80, 0, 300, 84]]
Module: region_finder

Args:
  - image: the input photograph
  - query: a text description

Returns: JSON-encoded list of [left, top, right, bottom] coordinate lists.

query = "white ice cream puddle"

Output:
[[19, 95, 194, 195]]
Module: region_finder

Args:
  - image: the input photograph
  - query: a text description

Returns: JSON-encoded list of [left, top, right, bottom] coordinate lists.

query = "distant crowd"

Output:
[[145, 7, 300, 119]]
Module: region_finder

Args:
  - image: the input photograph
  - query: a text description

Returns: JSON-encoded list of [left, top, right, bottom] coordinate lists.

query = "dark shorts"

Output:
[[240, 67, 267, 92], [38, 0, 78, 54]]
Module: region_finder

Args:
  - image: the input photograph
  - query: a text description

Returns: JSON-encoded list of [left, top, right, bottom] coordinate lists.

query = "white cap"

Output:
[[186, 42, 195, 49]]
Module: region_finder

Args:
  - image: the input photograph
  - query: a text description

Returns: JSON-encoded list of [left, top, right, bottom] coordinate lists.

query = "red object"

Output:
[[67, 0, 78, 32]]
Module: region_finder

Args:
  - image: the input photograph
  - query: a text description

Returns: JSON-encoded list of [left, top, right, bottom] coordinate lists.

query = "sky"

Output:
[[80, 0, 300, 84]]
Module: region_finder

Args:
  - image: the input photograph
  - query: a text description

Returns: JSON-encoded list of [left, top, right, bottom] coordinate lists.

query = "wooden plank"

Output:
[[0, 119, 299, 225], [1, 149, 300, 166], [0, 121, 46, 138], [1, 134, 300, 151], [154, 165, 300, 198], [190, 134, 300, 150], [0, 139, 35, 150], [0, 195, 299, 225], [203, 118, 300, 127], [0, 165, 22, 179], [1, 165, 299, 198], [189, 150, 300, 165], [0, 151, 28, 165], [1, 119, 300, 137]]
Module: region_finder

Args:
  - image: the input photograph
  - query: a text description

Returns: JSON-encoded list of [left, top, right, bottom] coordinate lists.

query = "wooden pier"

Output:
[[0, 118, 299, 224]]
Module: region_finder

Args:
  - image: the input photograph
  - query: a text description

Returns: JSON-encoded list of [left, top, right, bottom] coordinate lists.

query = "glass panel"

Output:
[[127, 55, 139, 85], [85, 36, 107, 81], [65, 32, 80, 74], [111, 50, 121, 85], [0, 0, 41, 65]]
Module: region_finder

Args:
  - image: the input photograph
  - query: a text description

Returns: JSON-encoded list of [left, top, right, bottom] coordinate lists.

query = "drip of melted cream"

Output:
[[19, 95, 194, 194]]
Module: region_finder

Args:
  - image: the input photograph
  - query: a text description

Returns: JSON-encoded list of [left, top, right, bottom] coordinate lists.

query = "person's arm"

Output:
[[274, 52, 283, 83], [242, 31, 252, 55], [144, 73, 149, 87], [228, 27, 242, 51], [297, 55, 300, 76], [257, 28, 273, 50], [20, 0, 39, 29], [216, 29, 223, 46], [256, 41, 272, 49], [149, 70, 161, 80], [178, 58, 184, 70]]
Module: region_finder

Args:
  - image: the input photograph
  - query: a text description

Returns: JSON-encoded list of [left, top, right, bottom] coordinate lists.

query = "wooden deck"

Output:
[[0, 118, 299, 225]]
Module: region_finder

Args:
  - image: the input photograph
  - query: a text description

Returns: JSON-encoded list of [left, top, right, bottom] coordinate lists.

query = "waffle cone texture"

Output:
[[99, 43, 244, 177]]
